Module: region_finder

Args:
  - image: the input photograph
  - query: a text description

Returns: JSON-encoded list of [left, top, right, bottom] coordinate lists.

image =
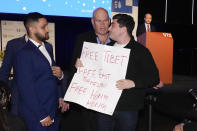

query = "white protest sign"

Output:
[[64, 42, 130, 115]]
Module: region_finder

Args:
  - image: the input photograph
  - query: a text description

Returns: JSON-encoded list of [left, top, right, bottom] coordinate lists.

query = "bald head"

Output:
[[91, 8, 110, 36], [92, 8, 109, 19], [144, 13, 152, 24]]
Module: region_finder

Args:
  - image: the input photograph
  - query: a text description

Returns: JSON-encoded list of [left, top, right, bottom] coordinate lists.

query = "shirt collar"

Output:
[[29, 38, 45, 48], [96, 34, 111, 45], [145, 23, 150, 27], [25, 34, 28, 42], [114, 42, 128, 48]]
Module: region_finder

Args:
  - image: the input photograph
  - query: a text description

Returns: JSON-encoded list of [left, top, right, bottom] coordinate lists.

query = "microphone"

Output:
[[188, 88, 197, 101]]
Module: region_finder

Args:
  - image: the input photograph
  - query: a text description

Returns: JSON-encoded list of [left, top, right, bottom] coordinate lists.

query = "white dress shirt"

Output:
[[29, 38, 52, 66], [114, 42, 128, 48], [145, 23, 151, 32]]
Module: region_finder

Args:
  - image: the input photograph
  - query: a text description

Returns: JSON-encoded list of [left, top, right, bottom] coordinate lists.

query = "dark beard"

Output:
[[35, 32, 49, 42]]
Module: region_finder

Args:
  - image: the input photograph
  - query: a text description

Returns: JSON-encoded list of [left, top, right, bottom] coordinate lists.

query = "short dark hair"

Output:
[[23, 12, 45, 35], [112, 14, 135, 37]]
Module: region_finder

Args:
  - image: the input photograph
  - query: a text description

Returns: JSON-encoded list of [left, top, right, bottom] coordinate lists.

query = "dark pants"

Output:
[[97, 111, 138, 131], [82, 108, 98, 131], [10, 86, 19, 115], [20, 110, 59, 131]]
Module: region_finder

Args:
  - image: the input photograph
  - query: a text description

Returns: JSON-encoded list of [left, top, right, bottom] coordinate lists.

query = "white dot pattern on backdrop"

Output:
[[0, 0, 112, 18]]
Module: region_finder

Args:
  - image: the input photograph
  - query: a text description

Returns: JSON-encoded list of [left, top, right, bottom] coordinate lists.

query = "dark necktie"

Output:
[[147, 24, 150, 32]]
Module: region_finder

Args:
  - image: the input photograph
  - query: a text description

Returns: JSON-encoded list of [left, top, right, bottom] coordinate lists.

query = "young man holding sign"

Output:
[[95, 14, 160, 131], [69, 8, 113, 131]]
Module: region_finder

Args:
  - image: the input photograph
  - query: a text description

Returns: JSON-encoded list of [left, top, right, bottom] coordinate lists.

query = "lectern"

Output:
[[137, 32, 173, 84]]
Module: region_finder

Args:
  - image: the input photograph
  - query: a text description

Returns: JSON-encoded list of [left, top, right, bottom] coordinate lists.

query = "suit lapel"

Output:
[[20, 35, 27, 44], [143, 24, 146, 32], [150, 24, 155, 32], [44, 43, 56, 66], [27, 40, 51, 66], [89, 30, 98, 43]]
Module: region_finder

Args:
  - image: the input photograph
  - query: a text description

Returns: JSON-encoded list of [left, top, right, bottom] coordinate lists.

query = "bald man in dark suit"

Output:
[[136, 13, 156, 37]]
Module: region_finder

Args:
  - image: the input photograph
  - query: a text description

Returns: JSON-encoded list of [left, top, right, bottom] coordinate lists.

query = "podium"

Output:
[[137, 32, 173, 84]]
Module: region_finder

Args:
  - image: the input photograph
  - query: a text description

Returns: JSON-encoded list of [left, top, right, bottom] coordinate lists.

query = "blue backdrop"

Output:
[[0, 0, 111, 18]]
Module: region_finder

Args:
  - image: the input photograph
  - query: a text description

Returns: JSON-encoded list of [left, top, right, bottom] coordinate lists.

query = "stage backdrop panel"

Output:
[[111, 0, 138, 40], [0, 20, 55, 58]]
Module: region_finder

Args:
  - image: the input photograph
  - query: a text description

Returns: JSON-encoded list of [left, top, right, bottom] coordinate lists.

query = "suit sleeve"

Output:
[[136, 24, 146, 37], [47, 43, 65, 98], [152, 25, 157, 32], [15, 50, 48, 121], [136, 25, 140, 37], [68, 35, 84, 84], [0, 42, 14, 82]]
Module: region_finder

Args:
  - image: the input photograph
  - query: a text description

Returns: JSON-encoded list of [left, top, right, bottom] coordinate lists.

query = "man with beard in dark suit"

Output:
[[14, 12, 68, 131], [0, 31, 66, 117]]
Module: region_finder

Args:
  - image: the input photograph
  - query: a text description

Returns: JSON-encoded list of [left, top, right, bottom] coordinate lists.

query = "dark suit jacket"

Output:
[[136, 23, 156, 37], [14, 40, 59, 131], [0, 35, 26, 82], [108, 38, 160, 111], [70, 30, 97, 69], [0, 35, 27, 115], [0, 36, 64, 116]]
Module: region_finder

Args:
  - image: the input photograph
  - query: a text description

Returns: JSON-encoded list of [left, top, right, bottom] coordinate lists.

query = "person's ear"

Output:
[[121, 26, 127, 34], [91, 18, 95, 28], [29, 26, 35, 35], [8, 94, 11, 101], [108, 18, 111, 27]]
